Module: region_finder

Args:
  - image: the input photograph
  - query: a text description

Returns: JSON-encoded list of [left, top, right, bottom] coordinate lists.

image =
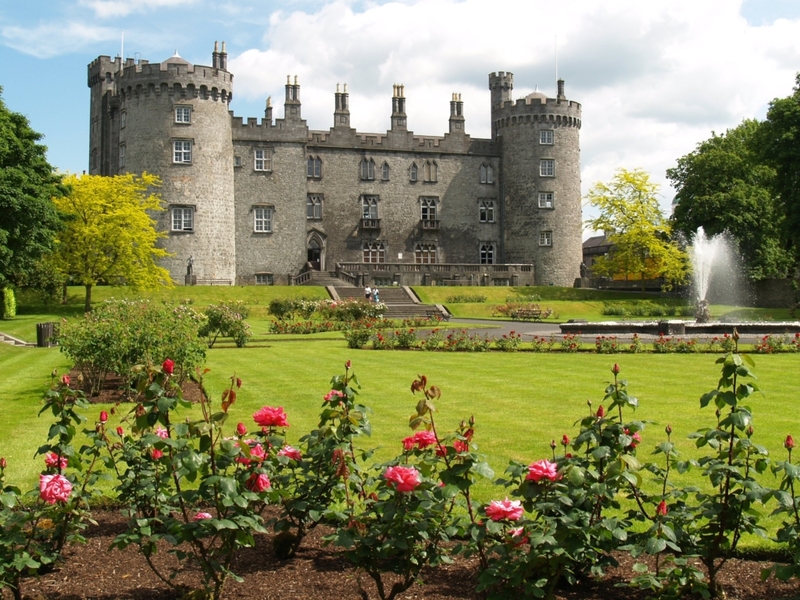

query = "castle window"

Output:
[[420, 197, 437, 220], [423, 160, 437, 182], [255, 149, 272, 172], [308, 156, 322, 178], [410, 163, 418, 182], [363, 241, 386, 263], [381, 162, 390, 181], [414, 243, 437, 264], [362, 195, 379, 219], [479, 200, 495, 223], [120, 111, 126, 129], [307, 194, 323, 219], [234, 156, 242, 168], [540, 130, 554, 145], [480, 243, 495, 265], [480, 164, 494, 184], [171, 207, 194, 232], [538, 192, 554, 208], [539, 231, 553, 246], [539, 159, 554, 177], [173, 140, 192, 164], [254, 206, 274, 233], [175, 106, 191, 124], [360, 158, 375, 180], [255, 273, 274, 285], [118, 144, 125, 169]]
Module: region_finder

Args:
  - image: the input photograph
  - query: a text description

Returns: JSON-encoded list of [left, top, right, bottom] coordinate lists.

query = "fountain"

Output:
[[560, 228, 800, 337]]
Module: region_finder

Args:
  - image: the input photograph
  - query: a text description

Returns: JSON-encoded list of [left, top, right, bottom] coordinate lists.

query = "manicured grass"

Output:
[[413, 286, 794, 322], [1, 332, 799, 548]]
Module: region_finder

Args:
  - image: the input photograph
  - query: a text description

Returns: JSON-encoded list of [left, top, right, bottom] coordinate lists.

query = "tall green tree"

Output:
[[54, 173, 172, 311], [585, 168, 688, 292], [761, 73, 800, 266], [0, 87, 64, 312], [667, 119, 793, 280]]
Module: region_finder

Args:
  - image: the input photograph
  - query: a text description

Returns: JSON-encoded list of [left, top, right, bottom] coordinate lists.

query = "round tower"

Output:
[[490, 73, 582, 287], [113, 44, 235, 283]]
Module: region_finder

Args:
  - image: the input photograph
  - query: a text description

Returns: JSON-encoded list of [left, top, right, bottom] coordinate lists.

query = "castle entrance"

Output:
[[307, 238, 322, 270]]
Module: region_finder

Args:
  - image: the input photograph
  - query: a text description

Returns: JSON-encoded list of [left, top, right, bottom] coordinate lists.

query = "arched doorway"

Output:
[[307, 233, 325, 271]]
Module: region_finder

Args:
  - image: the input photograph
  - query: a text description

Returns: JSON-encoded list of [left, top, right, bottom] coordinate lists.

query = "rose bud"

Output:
[[561, 434, 570, 447], [785, 435, 796, 450], [61, 374, 71, 386], [99, 411, 108, 423], [116, 426, 124, 436], [345, 360, 352, 369], [612, 363, 620, 375], [596, 405, 605, 418], [236, 422, 247, 436], [656, 500, 668, 517], [665, 424, 672, 436], [746, 425, 754, 438], [0, 457, 6, 469], [550, 439, 557, 450], [162, 359, 175, 375]]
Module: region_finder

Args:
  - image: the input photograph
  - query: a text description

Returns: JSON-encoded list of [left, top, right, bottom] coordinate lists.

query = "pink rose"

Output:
[[510, 526, 529, 546], [401, 430, 438, 451], [253, 406, 289, 428], [0, 457, 6, 469], [162, 359, 175, 375], [99, 411, 108, 423], [323, 390, 345, 402], [194, 512, 213, 521], [236, 442, 265, 465], [155, 426, 169, 439], [384, 465, 421, 492], [39, 474, 72, 504], [485, 498, 523, 522], [786, 435, 796, 450], [526, 459, 560, 482], [61, 374, 70, 386], [44, 452, 68, 471], [453, 439, 469, 453], [246, 472, 271, 492], [236, 422, 247, 436], [278, 445, 302, 461]]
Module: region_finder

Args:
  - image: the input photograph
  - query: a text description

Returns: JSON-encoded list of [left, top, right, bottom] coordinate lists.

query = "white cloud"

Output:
[[78, 0, 199, 19], [1, 21, 119, 58]]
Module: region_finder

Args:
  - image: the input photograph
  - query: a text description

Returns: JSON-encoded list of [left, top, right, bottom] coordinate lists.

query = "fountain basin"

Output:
[[560, 320, 800, 336]]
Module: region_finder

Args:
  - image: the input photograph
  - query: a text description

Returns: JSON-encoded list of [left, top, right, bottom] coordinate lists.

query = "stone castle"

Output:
[[88, 42, 583, 286]]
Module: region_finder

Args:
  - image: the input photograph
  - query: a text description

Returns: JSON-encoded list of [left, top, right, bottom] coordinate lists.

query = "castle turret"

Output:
[[88, 43, 236, 284], [448, 93, 464, 133], [391, 84, 407, 130], [490, 73, 582, 286], [334, 83, 350, 128]]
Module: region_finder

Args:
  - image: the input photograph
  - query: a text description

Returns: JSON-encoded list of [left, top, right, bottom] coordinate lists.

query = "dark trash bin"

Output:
[[36, 322, 56, 348]]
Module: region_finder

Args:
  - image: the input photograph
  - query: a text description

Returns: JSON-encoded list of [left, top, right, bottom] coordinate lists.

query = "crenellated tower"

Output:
[[88, 43, 236, 283], [490, 72, 582, 286]]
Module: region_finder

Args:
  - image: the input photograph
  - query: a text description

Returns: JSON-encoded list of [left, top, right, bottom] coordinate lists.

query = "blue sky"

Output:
[[1, 0, 799, 222]]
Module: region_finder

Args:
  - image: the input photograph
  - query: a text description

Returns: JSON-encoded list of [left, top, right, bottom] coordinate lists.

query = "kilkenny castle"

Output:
[[87, 42, 583, 286]]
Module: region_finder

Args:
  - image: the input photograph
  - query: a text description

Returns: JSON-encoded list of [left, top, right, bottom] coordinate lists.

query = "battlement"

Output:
[[492, 92, 581, 131]]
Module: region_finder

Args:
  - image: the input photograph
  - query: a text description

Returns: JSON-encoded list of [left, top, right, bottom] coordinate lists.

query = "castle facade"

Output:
[[88, 43, 583, 286]]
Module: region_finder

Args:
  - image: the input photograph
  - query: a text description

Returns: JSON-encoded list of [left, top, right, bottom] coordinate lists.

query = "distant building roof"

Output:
[[162, 51, 191, 67]]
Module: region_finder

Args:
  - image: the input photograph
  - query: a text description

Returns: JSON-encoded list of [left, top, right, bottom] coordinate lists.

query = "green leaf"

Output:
[[645, 537, 667, 554]]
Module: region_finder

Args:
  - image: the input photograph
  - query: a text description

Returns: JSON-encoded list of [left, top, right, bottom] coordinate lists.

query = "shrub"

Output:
[[595, 335, 621, 354], [1, 287, 16, 319], [344, 328, 372, 349], [531, 335, 557, 352], [446, 294, 487, 303], [421, 328, 444, 351], [494, 331, 522, 352], [199, 301, 251, 348], [57, 299, 206, 394], [560, 333, 581, 352], [393, 328, 418, 350]]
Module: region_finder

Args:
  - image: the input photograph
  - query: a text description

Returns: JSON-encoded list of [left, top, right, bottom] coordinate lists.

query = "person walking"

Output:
[[372, 287, 380, 303], [364, 285, 372, 301]]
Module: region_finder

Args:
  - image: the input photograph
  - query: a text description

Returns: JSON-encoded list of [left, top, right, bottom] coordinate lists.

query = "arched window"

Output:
[[361, 158, 375, 180], [363, 241, 386, 263], [480, 243, 494, 264], [414, 243, 437, 264], [420, 197, 437, 220], [307, 194, 323, 219], [381, 162, 390, 181], [423, 160, 437, 182], [362, 195, 379, 219], [409, 162, 418, 182], [307, 156, 322, 178], [480, 164, 493, 184], [479, 200, 495, 223]]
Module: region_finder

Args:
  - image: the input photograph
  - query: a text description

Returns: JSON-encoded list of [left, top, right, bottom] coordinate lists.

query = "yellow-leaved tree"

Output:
[[54, 173, 172, 311], [585, 168, 689, 293]]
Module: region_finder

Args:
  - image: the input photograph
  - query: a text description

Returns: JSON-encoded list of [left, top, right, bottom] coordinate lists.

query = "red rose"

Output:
[[384, 465, 421, 492], [236, 422, 247, 436], [786, 435, 796, 450], [561, 434, 570, 447], [596, 405, 605, 418], [253, 406, 289, 428], [99, 411, 108, 423], [162, 359, 175, 375], [656, 500, 668, 516]]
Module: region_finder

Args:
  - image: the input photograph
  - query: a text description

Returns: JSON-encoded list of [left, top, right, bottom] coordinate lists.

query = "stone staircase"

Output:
[[333, 286, 448, 320], [297, 271, 346, 287], [0, 332, 36, 347]]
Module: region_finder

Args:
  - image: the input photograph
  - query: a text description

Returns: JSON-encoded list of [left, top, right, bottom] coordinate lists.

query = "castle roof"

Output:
[[525, 86, 547, 102], [162, 51, 191, 67]]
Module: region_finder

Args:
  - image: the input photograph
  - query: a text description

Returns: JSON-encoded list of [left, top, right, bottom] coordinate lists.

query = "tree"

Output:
[[0, 87, 64, 312], [760, 73, 800, 267], [585, 168, 688, 292], [53, 173, 172, 311], [667, 119, 793, 280]]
